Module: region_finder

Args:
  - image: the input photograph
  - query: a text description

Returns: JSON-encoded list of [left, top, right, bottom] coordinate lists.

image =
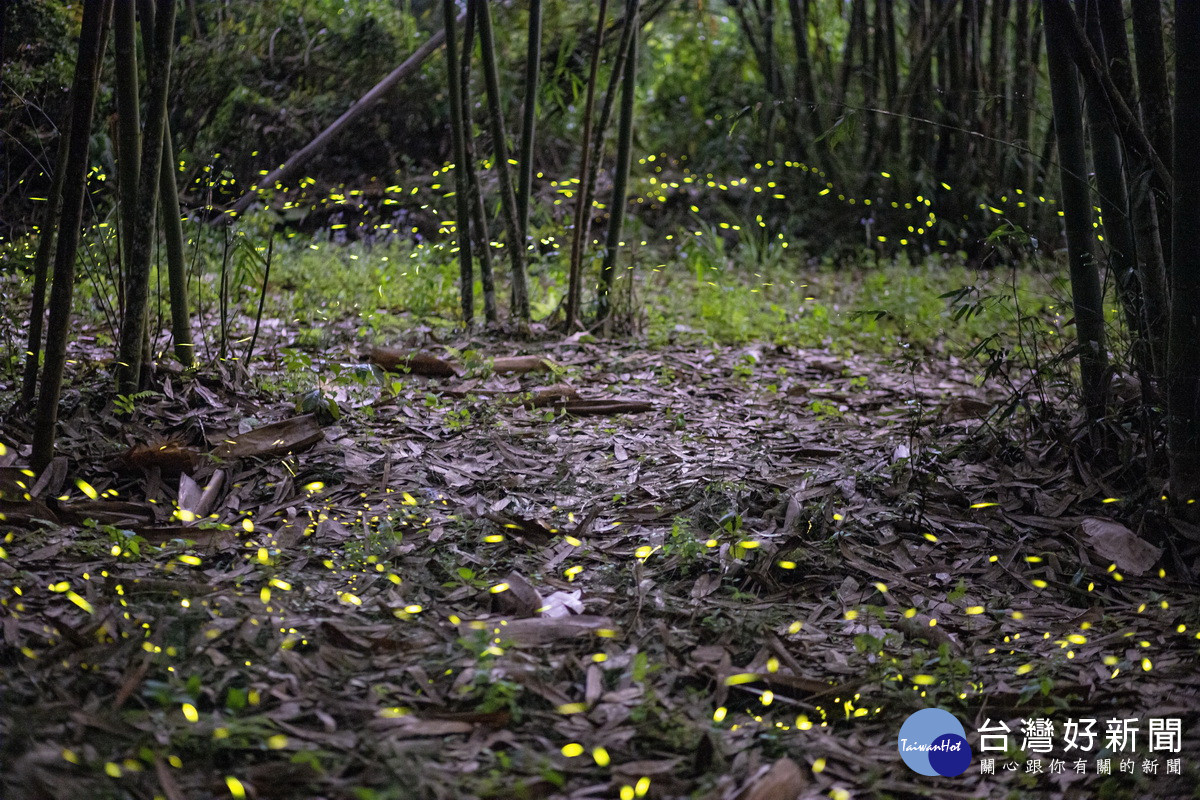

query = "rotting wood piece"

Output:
[[369, 348, 460, 378]]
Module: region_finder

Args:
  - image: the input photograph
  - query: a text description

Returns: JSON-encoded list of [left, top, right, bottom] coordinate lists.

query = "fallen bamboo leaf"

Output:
[[733, 757, 808, 800], [484, 511, 557, 545], [540, 590, 584, 618], [119, 438, 202, 478], [459, 615, 615, 646], [213, 414, 324, 459], [1081, 517, 1161, 576], [493, 570, 544, 617]]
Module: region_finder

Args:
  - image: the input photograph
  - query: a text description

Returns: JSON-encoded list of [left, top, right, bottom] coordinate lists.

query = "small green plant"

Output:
[[442, 407, 471, 431], [96, 522, 150, 559], [112, 390, 158, 415], [664, 515, 703, 564], [279, 347, 313, 373], [809, 398, 842, 419], [732, 353, 757, 382]]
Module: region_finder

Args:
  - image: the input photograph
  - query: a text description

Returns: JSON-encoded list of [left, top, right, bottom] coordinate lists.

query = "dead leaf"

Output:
[[540, 590, 584, 618], [213, 414, 324, 459], [459, 615, 615, 646], [119, 438, 202, 478], [733, 757, 808, 800], [1081, 517, 1161, 575], [494, 570, 544, 617]]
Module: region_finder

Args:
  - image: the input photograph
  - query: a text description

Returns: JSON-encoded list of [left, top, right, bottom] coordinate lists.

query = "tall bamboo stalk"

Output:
[[115, 0, 176, 393], [475, 0, 529, 321], [1131, 0, 1172, 273], [460, 3, 497, 324], [20, 129, 70, 406], [516, 0, 542, 244], [1080, 0, 1143, 350], [159, 126, 194, 367], [1044, 0, 1109, 422], [444, 0, 473, 325], [113, 0, 140, 289], [1167, 0, 1200, 503], [31, 0, 113, 472], [137, 0, 194, 367], [1096, 0, 1166, 380], [597, 0, 639, 324], [564, 0, 610, 330], [580, 1, 638, 263]]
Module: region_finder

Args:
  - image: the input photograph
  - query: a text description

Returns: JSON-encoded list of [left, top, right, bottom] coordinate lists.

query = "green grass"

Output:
[[0, 212, 1075, 397]]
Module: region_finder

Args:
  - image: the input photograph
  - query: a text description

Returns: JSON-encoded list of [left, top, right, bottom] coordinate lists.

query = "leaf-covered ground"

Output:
[[2, 329, 1199, 800]]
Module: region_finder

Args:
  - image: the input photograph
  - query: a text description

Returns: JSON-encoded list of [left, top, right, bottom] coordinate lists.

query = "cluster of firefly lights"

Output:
[[5, 149, 1117, 345], [2, 429, 1197, 795], [11, 147, 1079, 286], [0, 153, 1181, 795]]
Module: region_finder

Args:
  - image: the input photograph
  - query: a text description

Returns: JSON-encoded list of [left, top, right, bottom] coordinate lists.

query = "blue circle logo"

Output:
[[897, 709, 972, 776]]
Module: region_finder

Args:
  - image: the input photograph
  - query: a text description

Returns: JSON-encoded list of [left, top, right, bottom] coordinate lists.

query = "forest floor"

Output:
[[3, 285, 1200, 799]]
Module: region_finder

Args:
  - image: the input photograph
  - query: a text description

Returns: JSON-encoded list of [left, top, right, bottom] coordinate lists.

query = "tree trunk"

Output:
[[1167, 0, 1200, 504], [160, 124, 194, 367], [459, 5, 497, 325], [580, 0, 638, 273], [115, 0, 176, 394], [597, 0, 639, 324], [1097, 0, 1167, 380], [1043, 0, 1109, 422], [444, 0, 473, 325], [1008, 0, 1036, 224], [113, 0, 140, 296], [786, 0, 823, 159], [1079, 0, 1146, 376], [21, 125, 70, 406], [516, 0, 542, 244], [31, 0, 113, 472], [136, 0, 194, 368], [475, 0, 529, 321], [835, 0, 864, 113], [565, 0, 610, 330], [1131, 0, 1172, 274]]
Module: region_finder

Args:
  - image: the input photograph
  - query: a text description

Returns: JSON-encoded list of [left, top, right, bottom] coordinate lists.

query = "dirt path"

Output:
[[2, 339, 1198, 799]]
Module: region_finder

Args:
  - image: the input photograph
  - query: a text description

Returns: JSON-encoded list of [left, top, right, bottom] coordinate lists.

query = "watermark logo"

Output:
[[898, 708, 973, 777]]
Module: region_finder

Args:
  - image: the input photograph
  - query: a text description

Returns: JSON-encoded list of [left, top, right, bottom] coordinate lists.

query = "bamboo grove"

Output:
[[7, 0, 1200, 520]]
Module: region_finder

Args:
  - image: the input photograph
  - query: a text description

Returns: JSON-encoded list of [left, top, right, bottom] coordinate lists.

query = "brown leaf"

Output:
[[153, 756, 187, 800], [459, 615, 615, 646], [213, 414, 324, 459], [1081, 517, 1161, 576], [945, 395, 993, 421], [119, 438, 202, 478], [733, 758, 808, 800], [493, 570, 544, 617]]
